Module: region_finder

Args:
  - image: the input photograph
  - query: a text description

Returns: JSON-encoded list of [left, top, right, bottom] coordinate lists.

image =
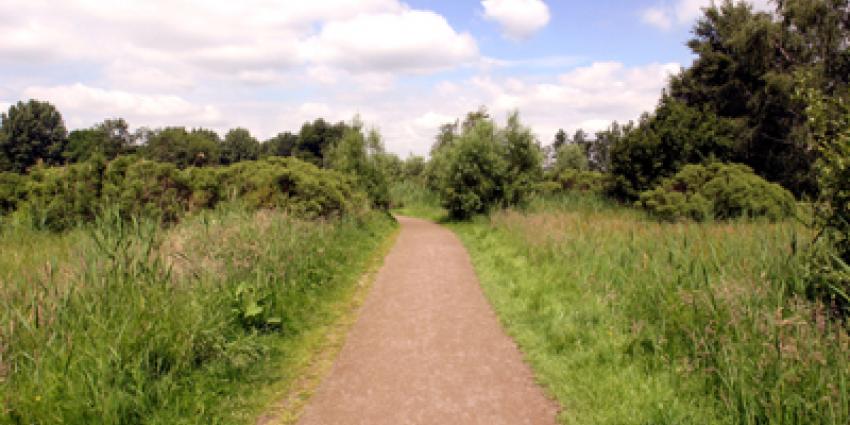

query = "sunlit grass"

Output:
[[451, 194, 849, 425], [0, 205, 396, 424]]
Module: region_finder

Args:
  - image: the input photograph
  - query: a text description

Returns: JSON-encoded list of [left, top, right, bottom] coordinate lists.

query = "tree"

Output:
[[221, 128, 260, 164], [294, 118, 347, 166], [553, 129, 568, 150], [499, 111, 543, 206], [609, 96, 737, 199], [434, 118, 506, 219], [263, 132, 297, 157], [65, 118, 133, 163], [325, 124, 391, 208], [142, 127, 221, 168], [0, 100, 68, 173], [553, 144, 589, 173]]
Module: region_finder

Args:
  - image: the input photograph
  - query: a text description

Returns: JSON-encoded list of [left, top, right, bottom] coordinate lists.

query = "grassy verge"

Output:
[[0, 205, 396, 424], [449, 194, 849, 425]]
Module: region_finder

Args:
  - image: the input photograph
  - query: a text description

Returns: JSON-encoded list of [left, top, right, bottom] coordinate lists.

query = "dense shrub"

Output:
[[433, 120, 507, 219], [0, 172, 24, 213], [550, 169, 610, 193], [102, 157, 192, 223], [804, 87, 850, 312], [219, 157, 367, 218], [609, 97, 737, 199], [432, 111, 543, 219], [639, 163, 796, 221], [23, 159, 106, 230]]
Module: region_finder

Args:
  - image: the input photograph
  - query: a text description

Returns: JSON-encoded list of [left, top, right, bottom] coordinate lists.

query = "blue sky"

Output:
[[0, 0, 769, 156]]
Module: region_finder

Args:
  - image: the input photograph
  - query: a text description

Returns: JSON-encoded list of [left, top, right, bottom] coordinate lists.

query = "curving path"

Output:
[[296, 216, 558, 425]]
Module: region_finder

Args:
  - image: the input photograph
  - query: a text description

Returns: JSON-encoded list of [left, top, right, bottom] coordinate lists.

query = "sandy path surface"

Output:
[[296, 216, 558, 425]]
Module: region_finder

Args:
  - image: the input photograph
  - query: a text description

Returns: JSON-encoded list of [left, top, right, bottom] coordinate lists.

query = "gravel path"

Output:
[[297, 216, 558, 425]]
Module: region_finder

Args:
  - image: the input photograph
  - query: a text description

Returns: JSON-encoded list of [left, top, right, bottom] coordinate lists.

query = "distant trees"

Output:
[[0, 100, 68, 172], [65, 118, 134, 162], [221, 128, 260, 164], [141, 127, 221, 168]]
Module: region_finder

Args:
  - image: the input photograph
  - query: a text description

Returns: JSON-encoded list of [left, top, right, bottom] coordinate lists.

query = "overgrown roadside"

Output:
[[254, 224, 399, 425]]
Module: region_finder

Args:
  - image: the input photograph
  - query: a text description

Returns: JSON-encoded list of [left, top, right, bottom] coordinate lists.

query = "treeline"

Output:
[[414, 0, 849, 312], [0, 101, 435, 230]]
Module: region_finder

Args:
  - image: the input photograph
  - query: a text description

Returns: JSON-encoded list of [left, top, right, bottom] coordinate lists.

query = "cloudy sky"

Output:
[[0, 0, 771, 156]]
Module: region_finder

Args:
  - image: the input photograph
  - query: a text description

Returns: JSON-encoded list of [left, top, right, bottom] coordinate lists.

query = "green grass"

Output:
[[0, 205, 396, 424], [449, 193, 849, 425]]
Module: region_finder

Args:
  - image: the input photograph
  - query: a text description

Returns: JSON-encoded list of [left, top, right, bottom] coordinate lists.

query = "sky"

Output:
[[0, 0, 771, 157]]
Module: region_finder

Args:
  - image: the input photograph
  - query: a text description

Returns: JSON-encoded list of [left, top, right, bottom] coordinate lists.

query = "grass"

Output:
[[0, 204, 396, 424], [449, 193, 849, 425], [389, 180, 446, 222]]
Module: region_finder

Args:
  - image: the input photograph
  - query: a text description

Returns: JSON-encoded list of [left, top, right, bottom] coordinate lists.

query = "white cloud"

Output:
[[641, 7, 673, 30], [642, 0, 775, 30], [22, 83, 222, 129], [482, 0, 551, 40], [302, 10, 478, 73]]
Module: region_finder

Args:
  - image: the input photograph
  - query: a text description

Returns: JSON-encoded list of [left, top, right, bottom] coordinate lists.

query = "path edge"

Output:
[[254, 221, 401, 425]]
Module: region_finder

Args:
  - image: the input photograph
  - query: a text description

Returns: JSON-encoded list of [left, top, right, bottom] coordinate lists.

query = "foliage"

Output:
[[803, 85, 850, 311], [221, 128, 260, 165], [432, 119, 507, 219], [293, 118, 347, 166], [452, 197, 848, 425], [609, 96, 738, 199], [141, 127, 221, 168], [0, 172, 24, 213], [432, 111, 543, 219], [0, 100, 68, 173], [0, 207, 396, 424], [325, 126, 391, 209], [220, 157, 368, 218], [550, 169, 609, 193], [65, 118, 134, 162], [552, 144, 588, 173], [639, 162, 796, 221], [0, 155, 370, 232]]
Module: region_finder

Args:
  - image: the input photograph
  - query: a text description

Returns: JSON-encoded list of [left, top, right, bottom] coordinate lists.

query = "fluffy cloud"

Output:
[[481, 0, 551, 40], [301, 10, 478, 73], [642, 0, 774, 30], [0, 0, 477, 82], [22, 83, 223, 129]]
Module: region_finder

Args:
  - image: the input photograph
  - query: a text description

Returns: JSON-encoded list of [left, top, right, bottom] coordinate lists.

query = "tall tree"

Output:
[[65, 118, 133, 162], [221, 128, 260, 164], [0, 100, 68, 173]]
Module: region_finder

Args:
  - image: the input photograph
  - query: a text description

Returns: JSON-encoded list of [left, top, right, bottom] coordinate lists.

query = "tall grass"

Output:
[[451, 194, 849, 425], [388, 181, 445, 221], [0, 205, 396, 424]]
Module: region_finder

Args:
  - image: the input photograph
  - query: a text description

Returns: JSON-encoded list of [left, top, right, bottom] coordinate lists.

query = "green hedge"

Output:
[[638, 163, 796, 221], [0, 156, 369, 231]]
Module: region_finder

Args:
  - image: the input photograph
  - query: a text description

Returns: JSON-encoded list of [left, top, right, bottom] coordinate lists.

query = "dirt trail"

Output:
[[296, 216, 558, 425]]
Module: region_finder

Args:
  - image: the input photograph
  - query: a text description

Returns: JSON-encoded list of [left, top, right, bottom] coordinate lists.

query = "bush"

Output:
[[609, 97, 737, 199], [23, 159, 106, 230], [0, 172, 24, 213], [432, 111, 543, 219], [102, 157, 192, 223], [550, 169, 610, 193], [434, 120, 507, 219], [219, 157, 367, 218], [639, 163, 796, 221]]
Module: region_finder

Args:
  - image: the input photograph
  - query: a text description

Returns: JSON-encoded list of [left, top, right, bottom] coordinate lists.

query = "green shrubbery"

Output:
[[0, 155, 368, 232], [430, 111, 543, 219], [0, 207, 395, 424], [638, 163, 796, 221], [550, 169, 610, 193]]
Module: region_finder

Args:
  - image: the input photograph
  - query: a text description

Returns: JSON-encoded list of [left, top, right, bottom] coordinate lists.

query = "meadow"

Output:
[[445, 193, 849, 424], [391, 182, 849, 424], [0, 204, 395, 424]]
